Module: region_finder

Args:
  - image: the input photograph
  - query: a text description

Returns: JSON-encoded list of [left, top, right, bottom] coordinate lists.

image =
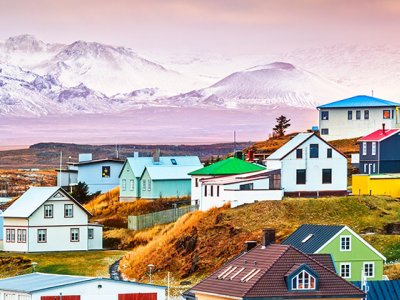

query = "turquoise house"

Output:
[[119, 153, 202, 202], [140, 165, 200, 199]]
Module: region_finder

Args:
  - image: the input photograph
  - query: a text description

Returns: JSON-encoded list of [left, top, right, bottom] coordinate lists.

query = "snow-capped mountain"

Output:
[[166, 62, 352, 109]]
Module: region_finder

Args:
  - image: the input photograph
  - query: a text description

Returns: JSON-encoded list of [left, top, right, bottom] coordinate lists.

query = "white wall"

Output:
[[88, 225, 103, 250], [3, 218, 28, 252], [280, 135, 348, 192], [191, 176, 212, 205], [265, 160, 281, 171], [319, 107, 398, 141], [57, 171, 78, 187], [30, 279, 166, 300]]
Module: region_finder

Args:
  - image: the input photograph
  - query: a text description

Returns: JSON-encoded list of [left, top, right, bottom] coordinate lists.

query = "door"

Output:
[[41, 296, 80, 300], [118, 293, 157, 300], [368, 163, 372, 175]]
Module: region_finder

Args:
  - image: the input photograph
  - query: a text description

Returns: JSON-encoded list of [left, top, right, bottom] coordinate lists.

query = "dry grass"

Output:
[[120, 196, 400, 283]]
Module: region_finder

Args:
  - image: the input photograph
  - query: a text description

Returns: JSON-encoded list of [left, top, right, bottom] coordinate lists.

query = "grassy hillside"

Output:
[[119, 196, 400, 284]]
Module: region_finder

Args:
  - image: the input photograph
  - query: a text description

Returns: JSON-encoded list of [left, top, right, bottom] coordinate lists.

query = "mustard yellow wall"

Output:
[[352, 175, 400, 197], [194, 292, 362, 300]]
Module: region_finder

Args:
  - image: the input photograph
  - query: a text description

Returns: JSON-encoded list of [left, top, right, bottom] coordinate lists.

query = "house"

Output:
[[185, 229, 365, 300], [139, 165, 200, 199], [357, 127, 400, 174], [2, 187, 102, 252], [281, 224, 386, 281], [189, 157, 266, 207], [317, 95, 400, 141], [352, 280, 400, 300], [195, 169, 283, 211], [0, 272, 166, 300], [56, 165, 78, 189], [70, 154, 124, 194], [266, 133, 348, 197], [352, 173, 400, 197], [119, 152, 202, 202]]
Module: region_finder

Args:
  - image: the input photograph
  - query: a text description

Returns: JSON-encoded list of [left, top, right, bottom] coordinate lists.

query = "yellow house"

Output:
[[352, 174, 400, 197]]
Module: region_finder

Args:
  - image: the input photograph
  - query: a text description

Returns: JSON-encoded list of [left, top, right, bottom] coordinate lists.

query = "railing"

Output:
[[128, 205, 199, 231]]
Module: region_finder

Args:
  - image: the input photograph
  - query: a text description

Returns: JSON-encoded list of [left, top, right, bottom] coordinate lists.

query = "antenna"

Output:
[[234, 131, 237, 152], [115, 144, 119, 159], [371, 90, 374, 97], [59, 151, 62, 187]]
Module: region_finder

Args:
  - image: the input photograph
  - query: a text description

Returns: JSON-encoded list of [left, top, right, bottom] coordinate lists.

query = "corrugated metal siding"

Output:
[[353, 280, 400, 300]]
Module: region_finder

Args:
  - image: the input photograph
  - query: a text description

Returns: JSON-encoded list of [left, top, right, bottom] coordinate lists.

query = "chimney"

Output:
[[262, 228, 275, 248], [79, 153, 92, 162], [382, 123, 386, 134], [244, 241, 257, 252], [247, 150, 254, 162], [133, 152, 139, 158], [153, 148, 160, 163]]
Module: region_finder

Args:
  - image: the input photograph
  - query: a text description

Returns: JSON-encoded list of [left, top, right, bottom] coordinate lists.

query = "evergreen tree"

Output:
[[70, 181, 91, 204], [273, 115, 291, 137]]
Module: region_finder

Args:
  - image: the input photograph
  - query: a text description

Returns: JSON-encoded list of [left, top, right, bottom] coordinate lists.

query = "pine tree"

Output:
[[273, 115, 291, 137]]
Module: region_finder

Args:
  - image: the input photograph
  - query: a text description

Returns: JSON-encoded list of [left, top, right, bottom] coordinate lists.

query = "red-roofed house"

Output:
[[184, 229, 365, 300], [357, 126, 400, 174]]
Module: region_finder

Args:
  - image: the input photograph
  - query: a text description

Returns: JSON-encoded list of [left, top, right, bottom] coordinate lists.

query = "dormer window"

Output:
[[292, 270, 316, 290]]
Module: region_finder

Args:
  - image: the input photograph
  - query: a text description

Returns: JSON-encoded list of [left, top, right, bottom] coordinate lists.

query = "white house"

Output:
[[0, 272, 166, 300], [2, 187, 102, 252], [197, 170, 283, 211], [266, 132, 348, 197], [317, 95, 400, 141]]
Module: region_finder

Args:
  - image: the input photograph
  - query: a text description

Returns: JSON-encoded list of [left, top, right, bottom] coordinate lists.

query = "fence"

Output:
[[128, 205, 199, 231]]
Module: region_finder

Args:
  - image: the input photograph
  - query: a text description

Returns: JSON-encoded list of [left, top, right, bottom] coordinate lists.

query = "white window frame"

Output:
[[71, 228, 79, 242], [371, 142, 376, 155], [122, 179, 126, 191], [362, 142, 367, 155], [37, 229, 47, 243], [363, 262, 375, 278], [340, 263, 351, 278], [142, 179, 146, 191], [64, 204, 73, 218], [148, 179, 151, 191], [340, 235, 352, 251], [291, 270, 316, 290], [130, 179, 135, 191], [88, 228, 94, 239], [44, 204, 53, 218], [373, 163, 376, 173], [363, 163, 367, 173]]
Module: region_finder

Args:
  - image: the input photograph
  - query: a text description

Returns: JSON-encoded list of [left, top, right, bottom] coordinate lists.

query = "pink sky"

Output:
[[1, 0, 400, 54]]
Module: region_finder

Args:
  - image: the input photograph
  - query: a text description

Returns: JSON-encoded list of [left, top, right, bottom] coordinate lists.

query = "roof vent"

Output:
[[301, 234, 314, 243]]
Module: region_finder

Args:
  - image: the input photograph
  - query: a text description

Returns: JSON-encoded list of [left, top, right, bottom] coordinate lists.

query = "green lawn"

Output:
[[0, 250, 127, 278]]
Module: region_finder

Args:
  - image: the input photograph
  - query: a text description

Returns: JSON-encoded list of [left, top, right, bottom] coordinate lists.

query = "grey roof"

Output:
[[3, 187, 60, 218], [281, 224, 345, 253], [0, 273, 92, 293], [144, 165, 200, 180], [123, 156, 201, 178], [267, 133, 313, 160], [0, 273, 166, 294]]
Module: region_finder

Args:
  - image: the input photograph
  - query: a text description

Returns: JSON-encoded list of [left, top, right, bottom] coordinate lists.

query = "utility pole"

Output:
[[59, 151, 62, 187], [167, 272, 170, 300]]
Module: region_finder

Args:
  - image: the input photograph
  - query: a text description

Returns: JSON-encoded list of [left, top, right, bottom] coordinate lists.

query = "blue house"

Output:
[[317, 95, 400, 141], [358, 128, 400, 174], [71, 154, 124, 194]]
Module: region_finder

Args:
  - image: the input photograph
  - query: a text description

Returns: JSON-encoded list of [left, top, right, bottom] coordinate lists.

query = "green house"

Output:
[[119, 154, 202, 202], [281, 224, 386, 281]]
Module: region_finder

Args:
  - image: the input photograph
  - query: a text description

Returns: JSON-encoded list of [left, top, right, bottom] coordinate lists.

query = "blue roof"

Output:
[[352, 280, 400, 300], [318, 95, 400, 109], [281, 224, 344, 253]]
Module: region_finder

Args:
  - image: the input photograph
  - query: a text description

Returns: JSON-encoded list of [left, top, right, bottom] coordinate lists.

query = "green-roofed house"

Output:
[[189, 158, 284, 211]]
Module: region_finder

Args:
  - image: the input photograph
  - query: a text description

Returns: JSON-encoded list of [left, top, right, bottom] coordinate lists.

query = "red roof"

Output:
[[358, 129, 400, 142], [190, 244, 364, 299]]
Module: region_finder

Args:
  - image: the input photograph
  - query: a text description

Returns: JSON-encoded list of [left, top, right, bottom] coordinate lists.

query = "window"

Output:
[[296, 169, 306, 185], [383, 110, 391, 119], [373, 163, 376, 173], [142, 179, 146, 191], [171, 159, 177, 165], [321, 111, 329, 120], [363, 262, 374, 278], [310, 144, 319, 158], [364, 110, 369, 120], [17, 229, 26, 243], [64, 204, 73, 218], [392, 110, 395, 119], [340, 236, 351, 251], [348, 111, 353, 120], [321, 128, 329, 135], [147, 179, 151, 191], [362, 142, 367, 155], [71, 228, 79, 242], [371, 142, 376, 155], [296, 149, 303, 159], [210, 185, 214, 197], [322, 169, 332, 184], [130, 180, 134, 191], [195, 178, 199, 188], [38, 229, 47, 243], [340, 263, 351, 278], [327, 148, 332, 158], [240, 183, 254, 190], [88, 228, 94, 239], [363, 163, 367, 173], [122, 179, 126, 191], [6, 229, 15, 243], [102, 166, 111, 178], [302, 234, 314, 243], [217, 186, 220, 197], [44, 204, 53, 218], [204, 185, 207, 196], [291, 270, 316, 290], [356, 110, 361, 120]]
